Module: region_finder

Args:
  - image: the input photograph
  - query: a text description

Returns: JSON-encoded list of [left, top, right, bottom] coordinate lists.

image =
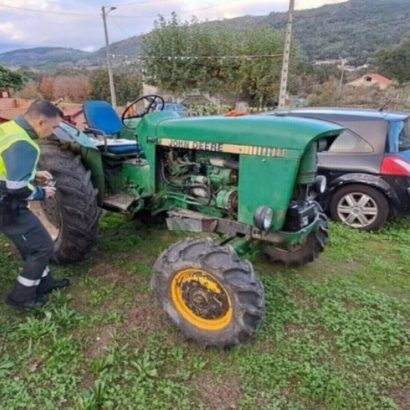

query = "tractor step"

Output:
[[103, 194, 137, 211]]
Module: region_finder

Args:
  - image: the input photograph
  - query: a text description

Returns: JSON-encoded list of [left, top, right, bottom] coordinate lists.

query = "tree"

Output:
[[292, 61, 342, 97], [38, 75, 91, 102], [235, 27, 285, 105], [141, 14, 288, 105], [18, 80, 41, 99], [89, 69, 142, 106], [39, 77, 55, 100], [307, 77, 341, 106], [0, 66, 23, 92], [53, 75, 91, 102], [374, 35, 410, 84]]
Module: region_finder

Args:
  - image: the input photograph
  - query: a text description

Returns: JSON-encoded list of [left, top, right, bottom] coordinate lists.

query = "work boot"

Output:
[[37, 275, 70, 296], [6, 282, 48, 312], [5, 294, 48, 312]]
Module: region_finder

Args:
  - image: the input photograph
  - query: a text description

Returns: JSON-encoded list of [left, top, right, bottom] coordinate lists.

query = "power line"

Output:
[[114, 0, 156, 6], [114, 0, 185, 7], [180, 0, 241, 14], [110, 17, 135, 39], [0, 3, 96, 17], [109, 54, 283, 60], [114, 0, 241, 14], [0, 3, 142, 18], [0, 0, 244, 19]]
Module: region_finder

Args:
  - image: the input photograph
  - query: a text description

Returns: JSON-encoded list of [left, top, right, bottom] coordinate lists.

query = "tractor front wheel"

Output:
[[151, 238, 265, 348], [264, 208, 329, 267]]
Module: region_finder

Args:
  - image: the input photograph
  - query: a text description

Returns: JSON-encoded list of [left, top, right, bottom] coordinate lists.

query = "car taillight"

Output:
[[381, 156, 410, 176]]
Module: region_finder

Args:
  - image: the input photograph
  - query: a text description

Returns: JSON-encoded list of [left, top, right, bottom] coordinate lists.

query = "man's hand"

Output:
[[44, 186, 56, 199], [36, 171, 53, 184]]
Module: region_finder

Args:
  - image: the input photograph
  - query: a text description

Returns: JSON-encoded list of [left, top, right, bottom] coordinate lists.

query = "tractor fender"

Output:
[[53, 122, 104, 203], [324, 173, 399, 210], [54, 122, 98, 150]]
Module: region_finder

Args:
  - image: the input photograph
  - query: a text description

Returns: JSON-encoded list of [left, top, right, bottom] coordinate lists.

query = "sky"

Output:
[[0, 0, 348, 53]]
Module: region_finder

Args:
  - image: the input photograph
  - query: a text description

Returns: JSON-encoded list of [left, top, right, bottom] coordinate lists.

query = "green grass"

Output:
[[0, 215, 409, 409]]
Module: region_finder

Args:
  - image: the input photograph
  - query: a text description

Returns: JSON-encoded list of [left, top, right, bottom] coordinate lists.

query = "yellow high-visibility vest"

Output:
[[0, 120, 40, 182]]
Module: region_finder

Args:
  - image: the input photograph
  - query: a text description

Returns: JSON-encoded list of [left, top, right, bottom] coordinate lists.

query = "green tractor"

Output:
[[34, 95, 343, 347]]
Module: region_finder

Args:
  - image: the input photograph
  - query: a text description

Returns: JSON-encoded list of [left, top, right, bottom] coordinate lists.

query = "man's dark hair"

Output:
[[25, 100, 64, 119]]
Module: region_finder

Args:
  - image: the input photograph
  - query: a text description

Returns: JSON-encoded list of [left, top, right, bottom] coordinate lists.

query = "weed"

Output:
[[0, 213, 409, 409]]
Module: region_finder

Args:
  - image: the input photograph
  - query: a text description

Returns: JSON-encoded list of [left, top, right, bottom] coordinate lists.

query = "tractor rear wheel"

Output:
[[151, 238, 265, 348], [264, 208, 329, 267], [32, 140, 101, 263]]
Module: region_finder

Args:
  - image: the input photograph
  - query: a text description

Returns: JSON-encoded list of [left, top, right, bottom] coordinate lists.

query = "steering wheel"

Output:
[[121, 95, 165, 126]]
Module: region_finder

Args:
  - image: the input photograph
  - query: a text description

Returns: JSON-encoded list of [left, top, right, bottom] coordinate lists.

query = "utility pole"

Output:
[[339, 58, 347, 99], [102, 6, 117, 108], [278, 0, 295, 109]]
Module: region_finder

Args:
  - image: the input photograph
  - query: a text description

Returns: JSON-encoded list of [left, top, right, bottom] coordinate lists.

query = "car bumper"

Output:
[[383, 176, 410, 215]]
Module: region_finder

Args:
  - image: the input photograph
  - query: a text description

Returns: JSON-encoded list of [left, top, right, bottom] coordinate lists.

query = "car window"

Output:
[[389, 120, 410, 152], [328, 129, 373, 153], [160, 103, 187, 112]]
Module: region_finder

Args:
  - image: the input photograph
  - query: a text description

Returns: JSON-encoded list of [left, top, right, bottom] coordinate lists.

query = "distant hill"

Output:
[[0, 0, 409, 70], [280, 0, 410, 63], [0, 47, 90, 69], [89, 35, 145, 64], [204, 0, 410, 64]]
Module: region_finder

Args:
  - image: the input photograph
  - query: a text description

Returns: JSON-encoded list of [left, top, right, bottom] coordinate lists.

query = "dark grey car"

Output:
[[270, 108, 410, 230]]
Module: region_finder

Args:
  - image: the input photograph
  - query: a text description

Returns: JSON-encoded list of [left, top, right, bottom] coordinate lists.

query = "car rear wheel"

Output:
[[329, 184, 389, 231]]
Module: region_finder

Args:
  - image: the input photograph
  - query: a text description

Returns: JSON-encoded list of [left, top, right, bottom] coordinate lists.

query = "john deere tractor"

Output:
[[34, 95, 343, 347]]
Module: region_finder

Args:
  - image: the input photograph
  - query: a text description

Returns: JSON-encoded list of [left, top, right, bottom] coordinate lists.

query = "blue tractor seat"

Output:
[[83, 100, 141, 154]]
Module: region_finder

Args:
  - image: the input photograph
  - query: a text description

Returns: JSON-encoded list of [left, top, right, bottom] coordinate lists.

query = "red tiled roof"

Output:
[[0, 99, 32, 122], [365, 73, 394, 86], [0, 108, 29, 121]]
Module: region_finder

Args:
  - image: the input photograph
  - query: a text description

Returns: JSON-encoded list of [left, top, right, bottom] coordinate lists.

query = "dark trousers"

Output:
[[0, 207, 54, 302]]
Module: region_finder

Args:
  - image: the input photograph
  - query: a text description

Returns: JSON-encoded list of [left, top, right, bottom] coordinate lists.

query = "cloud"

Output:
[[178, 0, 348, 19], [298, 0, 347, 10], [0, 22, 23, 41], [1, 0, 52, 10], [177, 0, 283, 20], [0, 2, 101, 52], [0, 0, 349, 53], [81, 45, 98, 52]]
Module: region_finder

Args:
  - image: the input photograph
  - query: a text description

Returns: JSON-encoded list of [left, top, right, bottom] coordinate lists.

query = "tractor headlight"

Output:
[[315, 175, 327, 194], [254, 206, 273, 231]]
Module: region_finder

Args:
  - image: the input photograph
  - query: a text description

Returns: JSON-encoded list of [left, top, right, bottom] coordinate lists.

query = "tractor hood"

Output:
[[139, 112, 343, 150]]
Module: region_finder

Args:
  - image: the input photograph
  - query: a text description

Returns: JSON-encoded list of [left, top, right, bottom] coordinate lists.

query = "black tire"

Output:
[[151, 238, 265, 348], [136, 210, 167, 226], [329, 184, 389, 231], [264, 208, 329, 267], [37, 140, 101, 263]]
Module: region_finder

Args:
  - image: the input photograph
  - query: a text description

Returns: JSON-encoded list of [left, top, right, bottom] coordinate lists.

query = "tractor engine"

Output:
[[157, 144, 325, 234], [159, 148, 239, 217]]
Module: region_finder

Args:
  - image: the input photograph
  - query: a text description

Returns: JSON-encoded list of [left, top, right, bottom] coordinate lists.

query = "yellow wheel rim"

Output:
[[171, 268, 233, 331]]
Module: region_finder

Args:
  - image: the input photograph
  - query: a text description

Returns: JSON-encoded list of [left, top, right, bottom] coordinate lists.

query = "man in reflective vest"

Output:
[[0, 100, 70, 311]]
